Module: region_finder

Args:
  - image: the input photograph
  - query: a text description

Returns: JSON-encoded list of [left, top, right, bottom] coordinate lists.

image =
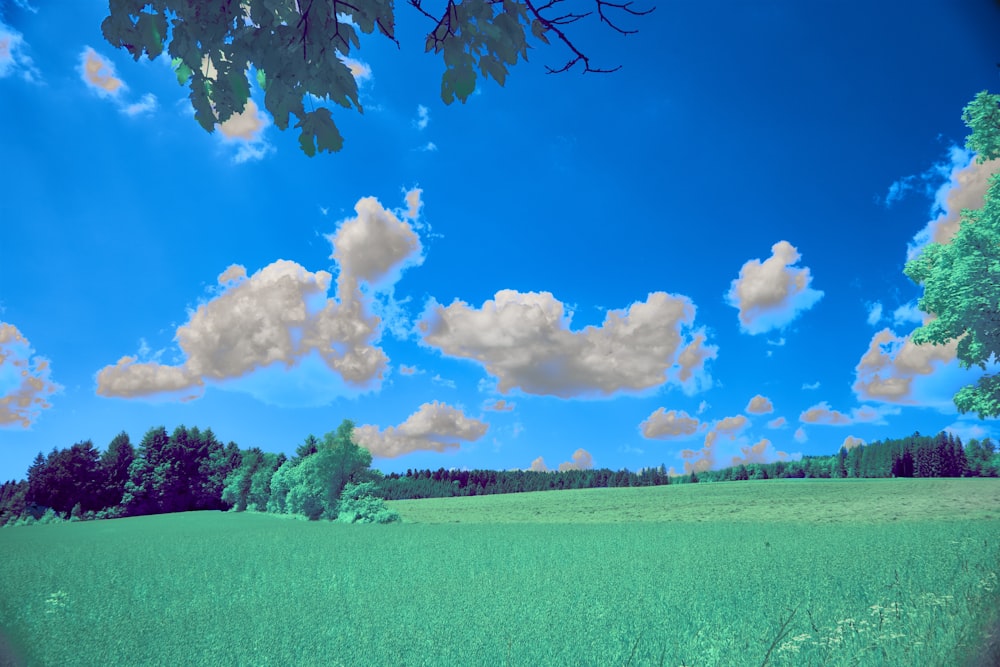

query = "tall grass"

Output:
[[0, 479, 996, 666]]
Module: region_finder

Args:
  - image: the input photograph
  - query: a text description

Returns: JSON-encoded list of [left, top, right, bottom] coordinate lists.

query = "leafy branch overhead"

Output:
[[903, 90, 1000, 419], [101, 0, 653, 155]]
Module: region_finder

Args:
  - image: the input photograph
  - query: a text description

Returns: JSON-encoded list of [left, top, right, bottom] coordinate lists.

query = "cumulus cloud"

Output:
[[676, 414, 753, 473], [418, 290, 717, 398], [745, 394, 774, 414], [841, 436, 864, 451], [0, 21, 38, 81], [0, 323, 62, 428], [217, 98, 274, 163], [398, 364, 418, 375], [731, 438, 783, 466], [353, 401, 489, 457], [715, 415, 749, 437], [799, 401, 851, 425], [80, 47, 125, 97], [557, 448, 594, 471], [767, 416, 786, 429], [802, 381, 820, 390], [79, 46, 161, 118], [907, 147, 1000, 259], [529, 449, 595, 472], [639, 408, 702, 439], [793, 427, 807, 443], [96, 192, 425, 404], [341, 56, 372, 83], [326, 194, 424, 290], [484, 399, 515, 411], [725, 240, 824, 334], [852, 327, 985, 407]]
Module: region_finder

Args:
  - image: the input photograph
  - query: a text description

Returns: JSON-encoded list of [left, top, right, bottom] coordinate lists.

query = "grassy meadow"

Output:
[[0, 478, 998, 666]]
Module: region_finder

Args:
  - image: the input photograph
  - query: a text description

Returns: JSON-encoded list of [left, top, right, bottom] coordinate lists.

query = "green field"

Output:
[[1, 478, 998, 666]]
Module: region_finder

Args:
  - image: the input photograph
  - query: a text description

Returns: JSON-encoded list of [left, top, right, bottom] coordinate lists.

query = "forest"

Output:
[[1, 422, 998, 527]]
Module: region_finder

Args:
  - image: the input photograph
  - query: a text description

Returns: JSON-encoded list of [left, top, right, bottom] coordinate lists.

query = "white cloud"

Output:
[[639, 408, 702, 439], [419, 290, 716, 398], [398, 364, 419, 375], [943, 421, 994, 444], [907, 147, 1000, 259], [418, 141, 438, 152], [767, 416, 786, 429], [341, 56, 372, 83], [325, 190, 424, 290], [697, 400, 709, 414], [484, 399, 515, 411], [122, 92, 158, 116], [218, 99, 274, 163], [793, 427, 807, 443], [866, 301, 883, 326], [731, 438, 782, 466], [892, 301, 924, 327], [414, 104, 429, 130], [558, 448, 594, 471], [851, 327, 989, 407], [96, 193, 424, 405], [531, 448, 595, 472], [841, 435, 864, 451], [725, 240, 824, 334], [0, 323, 62, 428], [353, 401, 489, 457], [79, 46, 164, 121], [0, 21, 38, 81], [801, 381, 820, 390], [799, 401, 851, 425], [431, 373, 456, 389], [745, 394, 774, 414], [80, 47, 125, 98]]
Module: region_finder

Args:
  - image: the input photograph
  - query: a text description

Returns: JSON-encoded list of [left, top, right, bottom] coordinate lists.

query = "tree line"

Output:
[[1, 426, 997, 527], [0, 420, 398, 527]]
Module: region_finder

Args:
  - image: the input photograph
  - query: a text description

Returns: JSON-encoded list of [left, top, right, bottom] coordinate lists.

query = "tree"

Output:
[[100, 0, 652, 156], [903, 90, 1000, 418], [99, 431, 135, 510], [222, 447, 265, 512], [26, 442, 104, 515]]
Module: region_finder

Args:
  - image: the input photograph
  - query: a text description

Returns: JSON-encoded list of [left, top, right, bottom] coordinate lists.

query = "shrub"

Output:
[[335, 482, 400, 524]]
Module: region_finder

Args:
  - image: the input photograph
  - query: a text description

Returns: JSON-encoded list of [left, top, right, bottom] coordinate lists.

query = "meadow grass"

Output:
[[0, 478, 997, 666]]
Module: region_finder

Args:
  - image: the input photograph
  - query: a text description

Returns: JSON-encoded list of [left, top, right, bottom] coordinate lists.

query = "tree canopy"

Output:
[[904, 91, 1000, 418], [101, 0, 652, 156]]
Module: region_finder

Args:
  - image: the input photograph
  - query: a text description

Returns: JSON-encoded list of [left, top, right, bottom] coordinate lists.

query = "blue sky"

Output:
[[2, 0, 999, 481]]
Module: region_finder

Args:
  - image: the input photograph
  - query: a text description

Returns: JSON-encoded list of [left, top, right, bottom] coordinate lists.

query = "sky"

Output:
[[2, 0, 1000, 482]]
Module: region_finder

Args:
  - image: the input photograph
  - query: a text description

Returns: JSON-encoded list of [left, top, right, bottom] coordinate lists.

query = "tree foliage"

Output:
[[904, 91, 1000, 418], [101, 0, 652, 155]]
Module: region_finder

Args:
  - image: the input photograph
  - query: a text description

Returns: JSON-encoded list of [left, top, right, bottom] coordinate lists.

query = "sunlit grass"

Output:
[[0, 479, 997, 666]]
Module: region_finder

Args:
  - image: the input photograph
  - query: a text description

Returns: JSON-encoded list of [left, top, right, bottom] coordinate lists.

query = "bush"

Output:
[[335, 482, 400, 524], [37, 508, 65, 525]]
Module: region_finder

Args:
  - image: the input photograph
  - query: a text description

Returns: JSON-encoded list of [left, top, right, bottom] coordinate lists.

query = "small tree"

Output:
[[335, 482, 400, 524]]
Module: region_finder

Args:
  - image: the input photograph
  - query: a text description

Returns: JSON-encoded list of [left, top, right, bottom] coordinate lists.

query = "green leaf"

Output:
[[135, 11, 167, 61], [172, 58, 192, 85], [295, 108, 344, 156], [530, 19, 550, 45], [255, 68, 267, 91], [441, 65, 477, 105], [189, 78, 217, 133]]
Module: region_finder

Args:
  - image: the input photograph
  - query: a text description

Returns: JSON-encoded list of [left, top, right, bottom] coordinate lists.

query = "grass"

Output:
[[0, 478, 997, 666]]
